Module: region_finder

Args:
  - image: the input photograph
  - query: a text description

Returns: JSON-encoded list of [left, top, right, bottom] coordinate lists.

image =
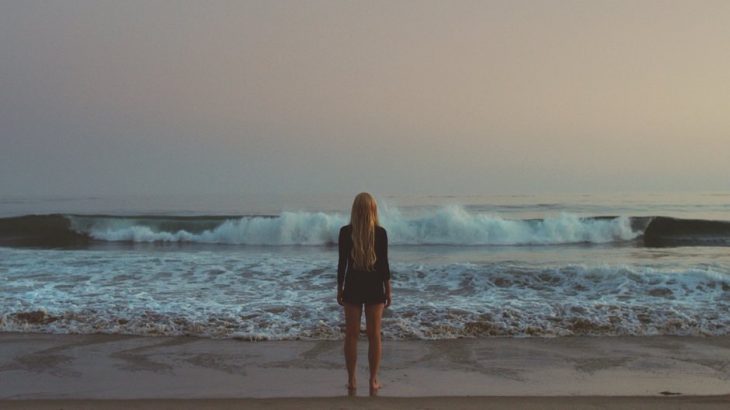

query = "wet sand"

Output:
[[1, 396, 729, 410], [0, 333, 728, 408]]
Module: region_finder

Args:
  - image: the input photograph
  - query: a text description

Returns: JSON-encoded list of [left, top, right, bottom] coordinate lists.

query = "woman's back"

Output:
[[337, 224, 391, 304], [338, 224, 390, 276]]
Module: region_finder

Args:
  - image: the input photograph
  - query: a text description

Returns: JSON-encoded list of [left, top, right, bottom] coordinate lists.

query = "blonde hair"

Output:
[[349, 192, 379, 271]]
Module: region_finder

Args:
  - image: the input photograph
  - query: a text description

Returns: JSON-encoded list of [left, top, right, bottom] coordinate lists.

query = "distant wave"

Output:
[[0, 207, 729, 248], [644, 216, 730, 246]]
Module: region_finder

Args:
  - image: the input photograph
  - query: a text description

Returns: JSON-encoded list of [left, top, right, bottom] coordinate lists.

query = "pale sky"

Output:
[[1, 0, 729, 197]]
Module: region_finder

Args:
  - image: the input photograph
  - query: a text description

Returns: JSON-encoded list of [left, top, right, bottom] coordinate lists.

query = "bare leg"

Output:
[[344, 302, 362, 391], [365, 302, 384, 392]]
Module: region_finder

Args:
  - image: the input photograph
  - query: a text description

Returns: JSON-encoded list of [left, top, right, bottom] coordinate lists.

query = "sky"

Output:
[[1, 0, 729, 198]]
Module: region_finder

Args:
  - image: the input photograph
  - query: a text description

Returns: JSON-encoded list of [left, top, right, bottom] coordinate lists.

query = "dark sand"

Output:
[[1, 333, 728, 408], [1, 396, 729, 410]]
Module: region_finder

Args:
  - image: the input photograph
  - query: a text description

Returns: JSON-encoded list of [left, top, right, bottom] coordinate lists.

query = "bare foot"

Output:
[[347, 379, 356, 391], [369, 379, 382, 397]]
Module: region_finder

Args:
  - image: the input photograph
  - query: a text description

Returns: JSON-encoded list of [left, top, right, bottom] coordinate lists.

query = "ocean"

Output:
[[1, 192, 729, 340]]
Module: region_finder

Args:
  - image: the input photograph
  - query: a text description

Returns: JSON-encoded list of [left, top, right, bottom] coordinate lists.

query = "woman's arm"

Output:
[[379, 228, 391, 280], [381, 228, 391, 308], [384, 279, 391, 308], [337, 226, 348, 305]]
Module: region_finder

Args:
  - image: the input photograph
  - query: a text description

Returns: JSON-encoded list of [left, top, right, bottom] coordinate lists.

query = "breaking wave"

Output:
[[2, 208, 729, 248], [0, 206, 644, 247]]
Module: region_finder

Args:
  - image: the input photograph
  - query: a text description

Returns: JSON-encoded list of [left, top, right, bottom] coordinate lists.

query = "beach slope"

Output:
[[0, 333, 728, 408]]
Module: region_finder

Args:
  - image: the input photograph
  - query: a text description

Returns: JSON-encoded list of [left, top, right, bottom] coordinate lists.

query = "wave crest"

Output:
[[68, 207, 640, 246]]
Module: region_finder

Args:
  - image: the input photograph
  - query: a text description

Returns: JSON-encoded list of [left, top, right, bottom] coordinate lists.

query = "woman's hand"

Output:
[[337, 288, 344, 306], [384, 280, 392, 308]]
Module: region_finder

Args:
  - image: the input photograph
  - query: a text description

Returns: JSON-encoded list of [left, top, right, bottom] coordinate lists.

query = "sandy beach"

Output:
[[1, 333, 728, 408]]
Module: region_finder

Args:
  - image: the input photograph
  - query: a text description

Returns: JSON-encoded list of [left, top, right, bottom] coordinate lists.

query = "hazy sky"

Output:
[[1, 0, 729, 197]]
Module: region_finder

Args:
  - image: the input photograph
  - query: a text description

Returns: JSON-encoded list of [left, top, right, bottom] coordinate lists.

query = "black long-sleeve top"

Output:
[[337, 224, 391, 290]]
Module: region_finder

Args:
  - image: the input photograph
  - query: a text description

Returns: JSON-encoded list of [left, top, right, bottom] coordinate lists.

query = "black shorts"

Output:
[[342, 269, 387, 306]]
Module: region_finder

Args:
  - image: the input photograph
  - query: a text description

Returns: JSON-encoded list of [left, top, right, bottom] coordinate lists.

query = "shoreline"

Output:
[[1, 333, 729, 400]]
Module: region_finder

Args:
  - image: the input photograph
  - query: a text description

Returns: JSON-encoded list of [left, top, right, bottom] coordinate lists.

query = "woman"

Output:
[[337, 192, 392, 393]]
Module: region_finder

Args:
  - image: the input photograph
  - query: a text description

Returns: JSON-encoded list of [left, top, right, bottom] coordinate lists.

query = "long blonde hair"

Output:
[[350, 192, 379, 271]]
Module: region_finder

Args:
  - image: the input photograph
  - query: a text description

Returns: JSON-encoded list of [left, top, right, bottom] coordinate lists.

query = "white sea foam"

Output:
[[1, 247, 727, 339], [68, 206, 640, 245]]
